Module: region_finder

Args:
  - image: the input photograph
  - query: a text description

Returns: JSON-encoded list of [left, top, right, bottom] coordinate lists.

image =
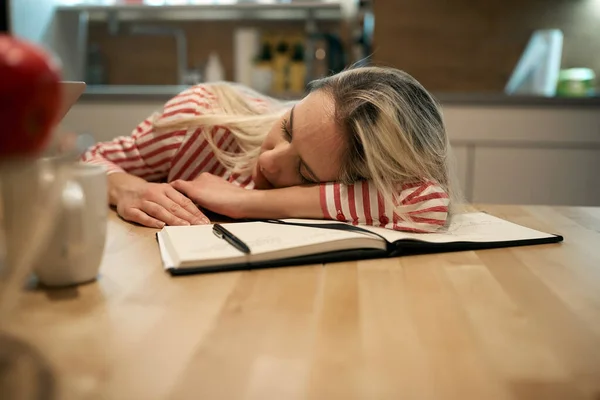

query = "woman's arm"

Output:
[[108, 172, 148, 206], [320, 181, 449, 232], [170, 173, 322, 220], [81, 86, 217, 227], [80, 88, 202, 180], [108, 172, 209, 228], [243, 185, 322, 219], [170, 174, 449, 233], [241, 180, 450, 232]]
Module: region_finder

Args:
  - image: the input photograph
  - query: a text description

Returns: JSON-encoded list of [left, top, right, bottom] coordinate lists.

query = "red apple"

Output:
[[0, 34, 62, 158]]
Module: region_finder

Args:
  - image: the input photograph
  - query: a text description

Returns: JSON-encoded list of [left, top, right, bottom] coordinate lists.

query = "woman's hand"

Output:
[[171, 172, 323, 220], [170, 173, 252, 220], [110, 173, 210, 228]]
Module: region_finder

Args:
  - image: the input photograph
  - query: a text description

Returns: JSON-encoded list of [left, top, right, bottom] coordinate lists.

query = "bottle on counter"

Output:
[[289, 42, 306, 94], [556, 68, 596, 97], [234, 27, 261, 88], [272, 39, 290, 94], [86, 43, 107, 86], [251, 41, 273, 94], [204, 52, 225, 82]]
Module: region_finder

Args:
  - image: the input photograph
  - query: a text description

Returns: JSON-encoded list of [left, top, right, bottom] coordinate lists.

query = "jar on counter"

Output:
[[556, 68, 596, 97]]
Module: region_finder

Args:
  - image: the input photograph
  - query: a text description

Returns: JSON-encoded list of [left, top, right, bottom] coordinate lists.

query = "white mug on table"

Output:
[[1, 158, 107, 288], [33, 161, 108, 287]]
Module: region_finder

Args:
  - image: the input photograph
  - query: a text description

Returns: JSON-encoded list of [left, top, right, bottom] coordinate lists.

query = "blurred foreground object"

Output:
[[0, 34, 65, 400], [0, 34, 62, 158], [0, 34, 65, 319]]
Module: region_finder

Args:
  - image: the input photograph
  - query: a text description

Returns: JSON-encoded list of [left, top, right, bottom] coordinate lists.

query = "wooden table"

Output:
[[4, 205, 600, 400]]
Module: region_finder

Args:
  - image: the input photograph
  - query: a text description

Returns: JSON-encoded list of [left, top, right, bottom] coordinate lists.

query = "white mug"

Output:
[[33, 162, 107, 287]]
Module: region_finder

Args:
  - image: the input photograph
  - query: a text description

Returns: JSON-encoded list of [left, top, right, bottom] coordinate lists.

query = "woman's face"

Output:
[[253, 91, 346, 189]]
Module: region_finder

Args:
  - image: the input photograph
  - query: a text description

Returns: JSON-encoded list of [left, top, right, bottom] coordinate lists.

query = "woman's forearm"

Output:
[[243, 185, 323, 219], [108, 172, 148, 206]]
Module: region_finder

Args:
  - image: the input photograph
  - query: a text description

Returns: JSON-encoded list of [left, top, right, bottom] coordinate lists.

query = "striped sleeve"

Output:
[[319, 180, 450, 233], [80, 85, 216, 182]]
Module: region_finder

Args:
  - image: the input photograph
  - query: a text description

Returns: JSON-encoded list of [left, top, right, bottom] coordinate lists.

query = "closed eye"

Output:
[[298, 164, 313, 184], [281, 112, 317, 184], [280, 119, 292, 141]]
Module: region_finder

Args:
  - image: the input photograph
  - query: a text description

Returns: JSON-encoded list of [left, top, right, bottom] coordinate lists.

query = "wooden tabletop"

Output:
[[4, 205, 600, 400]]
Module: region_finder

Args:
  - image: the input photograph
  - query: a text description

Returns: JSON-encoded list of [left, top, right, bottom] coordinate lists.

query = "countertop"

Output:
[[80, 85, 600, 106], [4, 205, 600, 399]]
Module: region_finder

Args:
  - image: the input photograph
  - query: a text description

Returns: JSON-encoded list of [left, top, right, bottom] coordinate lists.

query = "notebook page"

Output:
[[157, 231, 177, 269], [360, 212, 556, 244], [163, 221, 383, 264]]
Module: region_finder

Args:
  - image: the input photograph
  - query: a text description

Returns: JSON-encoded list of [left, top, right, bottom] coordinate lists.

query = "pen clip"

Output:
[[212, 227, 223, 239], [212, 224, 251, 254]]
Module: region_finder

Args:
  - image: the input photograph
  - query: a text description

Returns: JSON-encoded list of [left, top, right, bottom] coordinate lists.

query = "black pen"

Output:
[[212, 224, 251, 254]]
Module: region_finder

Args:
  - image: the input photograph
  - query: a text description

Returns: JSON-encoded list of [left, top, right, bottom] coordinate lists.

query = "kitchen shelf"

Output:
[[56, 1, 347, 21], [52, 0, 363, 85]]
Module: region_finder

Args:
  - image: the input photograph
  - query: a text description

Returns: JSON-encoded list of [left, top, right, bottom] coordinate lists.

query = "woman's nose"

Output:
[[259, 143, 289, 176]]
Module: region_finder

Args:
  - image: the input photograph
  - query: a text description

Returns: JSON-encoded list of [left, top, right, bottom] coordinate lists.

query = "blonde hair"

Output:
[[309, 67, 464, 215], [153, 83, 291, 173], [153, 67, 463, 217]]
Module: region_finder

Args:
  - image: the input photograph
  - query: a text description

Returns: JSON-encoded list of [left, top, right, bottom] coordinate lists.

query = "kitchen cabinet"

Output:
[[472, 147, 600, 206], [449, 145, 470, 201]]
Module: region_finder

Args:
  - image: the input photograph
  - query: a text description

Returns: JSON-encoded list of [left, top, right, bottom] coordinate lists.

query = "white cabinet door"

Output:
[[60, 102, 163, 143], [449, 144, 470, 201], [472, 147, 600, 206]]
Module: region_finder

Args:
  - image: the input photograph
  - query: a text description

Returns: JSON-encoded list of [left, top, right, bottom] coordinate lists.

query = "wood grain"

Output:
[[3, 205, 600, 399]]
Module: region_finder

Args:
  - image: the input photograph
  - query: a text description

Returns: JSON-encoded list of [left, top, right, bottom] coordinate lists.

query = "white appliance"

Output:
[[504, 29, 564, 97]]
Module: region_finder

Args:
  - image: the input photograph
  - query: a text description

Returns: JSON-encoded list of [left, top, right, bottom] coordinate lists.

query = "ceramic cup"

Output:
[[33, 162, 107, 287]]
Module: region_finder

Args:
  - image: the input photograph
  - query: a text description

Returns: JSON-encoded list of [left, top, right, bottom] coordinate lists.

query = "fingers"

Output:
[[116, 181, 211, 229], [141, 200, 192, 227], [170, 179, 191, 196], [164, 186, 210, 224], [121, 208, 165, 229]]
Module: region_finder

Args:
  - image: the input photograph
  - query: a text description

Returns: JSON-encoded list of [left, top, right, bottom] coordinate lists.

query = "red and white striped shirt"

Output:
[[81, 84, 449, 233]]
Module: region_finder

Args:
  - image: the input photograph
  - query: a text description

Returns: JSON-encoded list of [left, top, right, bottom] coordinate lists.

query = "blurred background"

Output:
[[9, 0, 600, 96], [10, 0, 376, 98], [5, 0, 600, 206]]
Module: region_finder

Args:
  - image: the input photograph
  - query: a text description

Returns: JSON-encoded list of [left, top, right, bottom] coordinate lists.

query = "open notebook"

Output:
[[156, 212, 563, 275]]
